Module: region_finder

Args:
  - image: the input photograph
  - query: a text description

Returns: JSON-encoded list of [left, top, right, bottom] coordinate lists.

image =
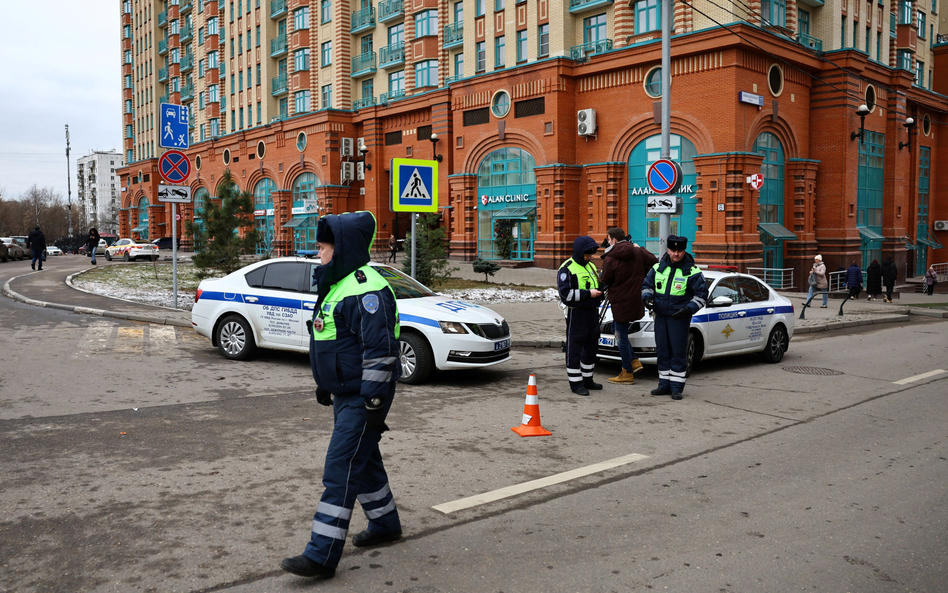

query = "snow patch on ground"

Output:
[[437, 287, 559, 303], [72, 279, 195, 310]]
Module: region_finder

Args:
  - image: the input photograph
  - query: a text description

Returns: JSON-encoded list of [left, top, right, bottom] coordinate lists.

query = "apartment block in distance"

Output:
[[76, 150, 123, 233], [118, 0, 948, 285]]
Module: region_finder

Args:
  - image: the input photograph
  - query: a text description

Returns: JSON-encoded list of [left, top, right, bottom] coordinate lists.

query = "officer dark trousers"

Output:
[[304, 385, 400, 568], [654, 314, 690, 392], [565, 308, 600, 389]]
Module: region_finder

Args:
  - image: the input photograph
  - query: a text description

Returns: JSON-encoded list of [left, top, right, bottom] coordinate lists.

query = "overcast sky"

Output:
[[0, 0, 121, 202]]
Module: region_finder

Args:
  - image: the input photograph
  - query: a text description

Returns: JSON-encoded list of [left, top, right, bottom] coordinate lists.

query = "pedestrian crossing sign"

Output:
[[391, 158, 438, 213]]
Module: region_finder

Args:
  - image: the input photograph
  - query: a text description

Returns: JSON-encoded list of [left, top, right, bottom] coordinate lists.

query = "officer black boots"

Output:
[[570, 383, 590, 396], [281, 555, 336, 579], [584, 378, 603, 391]]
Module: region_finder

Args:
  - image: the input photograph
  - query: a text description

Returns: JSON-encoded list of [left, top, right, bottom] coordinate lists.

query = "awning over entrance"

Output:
[[490, 207, 536, 219], [131, 224, 148, 233], [918, 234, 945, 250], [283, 217, 308, 228], [758, 223, 797, 241], [857, 226, 885, 242]]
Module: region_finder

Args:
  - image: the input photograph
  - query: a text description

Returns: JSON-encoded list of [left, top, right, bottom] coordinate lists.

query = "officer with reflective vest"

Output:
[[558, 236, 604, 396], [641, 235, 708, 400], [282, 211, 403, 580]]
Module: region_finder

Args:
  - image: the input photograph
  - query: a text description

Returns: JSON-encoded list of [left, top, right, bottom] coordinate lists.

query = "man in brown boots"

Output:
[[600, 228, 658, 384]]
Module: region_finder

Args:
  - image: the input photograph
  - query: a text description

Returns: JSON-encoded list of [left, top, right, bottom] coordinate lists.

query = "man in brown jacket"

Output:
[[600, 228, 659, 384]]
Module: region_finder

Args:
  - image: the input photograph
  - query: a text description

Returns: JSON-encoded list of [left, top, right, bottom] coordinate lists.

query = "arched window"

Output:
[[475, 148, 538, 261], [136, 197, 150, 240], [193, 187, 208, 218], [254, 178, 276, 206], [292, 172, 320, 203], [291, 172, 323, 253], [754, 131, 792, 270]]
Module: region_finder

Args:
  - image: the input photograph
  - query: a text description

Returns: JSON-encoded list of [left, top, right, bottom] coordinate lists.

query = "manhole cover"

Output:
[[783, 366, 843, 376]]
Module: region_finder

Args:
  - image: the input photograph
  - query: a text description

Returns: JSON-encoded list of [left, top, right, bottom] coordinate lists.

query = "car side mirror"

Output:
[[711, 296, 733, 307]]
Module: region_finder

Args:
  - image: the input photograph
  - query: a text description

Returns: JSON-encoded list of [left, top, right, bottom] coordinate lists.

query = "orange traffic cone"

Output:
[[512, 374, 551, 437]]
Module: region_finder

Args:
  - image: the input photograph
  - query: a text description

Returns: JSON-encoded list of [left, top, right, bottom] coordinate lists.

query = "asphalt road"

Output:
[[1, 257, 947, 593]]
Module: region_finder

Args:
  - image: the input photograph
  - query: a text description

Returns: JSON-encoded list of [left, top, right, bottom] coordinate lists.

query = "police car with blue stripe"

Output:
[[191, 257, 511, 384], [598, 271, 794, 375]]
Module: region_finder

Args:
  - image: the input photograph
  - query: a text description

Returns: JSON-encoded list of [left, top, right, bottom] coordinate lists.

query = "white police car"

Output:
[[190, 257, 511, 384], [597, 271, 794, 374]]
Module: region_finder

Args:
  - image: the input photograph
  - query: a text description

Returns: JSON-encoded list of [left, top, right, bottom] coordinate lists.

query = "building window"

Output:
[[257, 102, 261, 124], [644, 67, 662, 97], [238, 71, 243, 89], [476, 0, 485, 17], [516, 30, 527, 62], [495, 0, 504, 10], [415, 59, 438, 87], [538, 24, 549, 56], [256, 25, 260, 46], [917, 10, 926, 36], [321, 84, 332, 108], [415, 9, 438, 37], [876, 31, 881, 60], [208, 17, 219, 35], [256, 63, 261, 85], [495, 36, 505, 68], [455, 1, 463, 22], [361, 34, 374, 53], [321, 41, 332, 66], [362, 79, 374, 99], [389, 70, 404, 92], [454, 52, 464, 76], [388, 22, 404, 44], [898, 49, 912, 70], [295, 6, 309, 29], [296, 89, 310, 113], [491, 90, 510, 117], [635, 0, 660, 33], [762, 0, 786, 27], [279, 98, 288, 118], [295, 48, 310, 70], [209, 84, 219, 102], [768, 63, 784, 96], [899, 0, 912, 23], [584, 13, 607, 42], [476, 41, 486, 71], [915, 59, 924, 85], [208, 50, 219, 68], [239, 107, 244, 129], [321, 0, 331, 22]]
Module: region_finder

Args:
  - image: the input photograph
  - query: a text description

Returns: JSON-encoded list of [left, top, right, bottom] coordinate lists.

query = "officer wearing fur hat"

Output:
[[282, 211, 402, 580], [641, 235, 708, 400], [558, 236, 604, 395]]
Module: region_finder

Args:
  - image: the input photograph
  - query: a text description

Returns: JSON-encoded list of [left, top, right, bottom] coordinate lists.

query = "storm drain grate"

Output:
[[783, 366, 844, 376]]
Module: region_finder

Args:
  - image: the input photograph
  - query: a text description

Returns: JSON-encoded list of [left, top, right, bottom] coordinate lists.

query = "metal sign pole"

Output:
[[659, 0, 673, 255], [411, 212, 417, 279], [172, 202, 178, 309]]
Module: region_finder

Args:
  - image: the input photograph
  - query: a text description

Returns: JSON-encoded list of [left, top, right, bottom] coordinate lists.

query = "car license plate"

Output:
[[599, 335, 615, 347], [494, 338, 510, 351]]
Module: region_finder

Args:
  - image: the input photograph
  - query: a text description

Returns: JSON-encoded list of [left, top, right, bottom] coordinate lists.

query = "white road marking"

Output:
[[148, 326, 178, 353], [432, 453, 649, 514], [893, 369, 948, 385], [76, 321, 115, 354]]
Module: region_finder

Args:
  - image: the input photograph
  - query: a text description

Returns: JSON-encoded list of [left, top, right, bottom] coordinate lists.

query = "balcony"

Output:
[[378, 88, 405, 103], [569, 39, 613, 60], [378, 41, 405, 68], [797, 32, 822, 50], [270, 34, 288, 56], [270, 0, 287, 18], [158, 38, 169, 54], [353, 96, 376, 110], [445, 74, 463, 85], [158, 10, 168, 26], [351, 51, 377, 77], [377, 0, 404, 22], [271, 73, 288, 95], [444, 22, 463, 49], [351, 6, 376, 34], [159, 93, 169, 104], [180, 0, 192, 13], [180, 54, 194, 72], [159, 67, 169, 82], [568, 0, 613, 13], [180, 23, 193, 42], [181, 83, 195, 102], [896, 22, 918, 50]]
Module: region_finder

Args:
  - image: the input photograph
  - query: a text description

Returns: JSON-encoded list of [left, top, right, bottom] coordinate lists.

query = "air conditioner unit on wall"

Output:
[[934, 220, 948, 231], [341, 137, 354, 157], [341, 162, 354, 182], [357, 137, 367, 153], [577, 109, 597, 136]]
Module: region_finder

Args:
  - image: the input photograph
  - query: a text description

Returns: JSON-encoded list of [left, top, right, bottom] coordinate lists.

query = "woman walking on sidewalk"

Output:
[[866, 260, 882, 301], [86, 228, 101, 265], [846, 261, 863, 300], [925, 266, 938, 295], [881, 257, 897, 302], [807, 255, 829, 308]]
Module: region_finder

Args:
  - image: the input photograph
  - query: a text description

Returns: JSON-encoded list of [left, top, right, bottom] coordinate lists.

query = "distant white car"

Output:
[[105, 238, 159, 261], [597, 271, 795, 375], [191, 257, 512, 384], [46, 245, 63, 256]]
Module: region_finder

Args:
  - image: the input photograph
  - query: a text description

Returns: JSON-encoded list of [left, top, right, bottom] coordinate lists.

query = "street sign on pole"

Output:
[[157, 184, 193, 203], [391, 158, 438, 213], [160, 103, 190, 149], [646, 195, 680, 214], [646, 159, 682, 195], [158, 150, 192, 184]]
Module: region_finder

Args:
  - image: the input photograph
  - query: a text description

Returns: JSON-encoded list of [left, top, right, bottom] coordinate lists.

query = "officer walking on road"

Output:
[[558, 236, 604, 396], [282, 211, 403, 580], [641, 235, 708, 400]]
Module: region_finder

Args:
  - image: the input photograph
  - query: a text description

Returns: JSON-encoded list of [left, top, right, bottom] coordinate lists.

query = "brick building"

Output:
[[118, 0, 948, 285]]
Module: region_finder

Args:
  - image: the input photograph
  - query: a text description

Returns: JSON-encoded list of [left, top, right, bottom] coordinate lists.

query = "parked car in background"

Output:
[[1, 237, 26, 260], [105, 238, 160, 261], [46, 245, 63, 256], [0, 241, 8, 262], [152, 237, 180, 250]]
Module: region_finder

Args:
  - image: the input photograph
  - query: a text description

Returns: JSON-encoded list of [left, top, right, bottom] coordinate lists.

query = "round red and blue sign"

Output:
[[158, 150, 192, 184], [646, 159, 682, 195]]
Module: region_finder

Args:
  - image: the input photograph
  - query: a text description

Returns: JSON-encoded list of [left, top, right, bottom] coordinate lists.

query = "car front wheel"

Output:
[[760, 325, 788, 363], [684, 331, 702, 377], [216, 315, 256, 360], [397, 332, 434, 384], [123, 252, 130, 262], [105, 252, 112, 261]]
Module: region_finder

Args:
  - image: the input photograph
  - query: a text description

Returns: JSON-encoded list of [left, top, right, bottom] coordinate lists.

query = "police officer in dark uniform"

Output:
[[558, 236, 604, 396], [282, 211, 402, 580], [641, 235, 708, 400]]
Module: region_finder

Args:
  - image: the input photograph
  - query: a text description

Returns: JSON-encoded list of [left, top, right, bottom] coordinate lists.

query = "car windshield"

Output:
[[374, 266, 436, 299]]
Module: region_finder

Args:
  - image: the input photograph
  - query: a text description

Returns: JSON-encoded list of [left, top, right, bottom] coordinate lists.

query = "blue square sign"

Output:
[[160, 103, 189, 149], [391, 158, 438, 213]]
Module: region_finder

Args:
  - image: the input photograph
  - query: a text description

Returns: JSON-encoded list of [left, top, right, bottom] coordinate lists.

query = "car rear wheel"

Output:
[[685, 331, 702, 377], [123, 252, 130, 262], [216, 315, 256, 360], [397, 332, 434, 385], [105, 252, 112, 261], [760, 325, 788, 364]]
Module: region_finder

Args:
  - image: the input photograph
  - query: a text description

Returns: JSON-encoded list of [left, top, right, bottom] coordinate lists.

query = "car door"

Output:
[[705, 277, 752, 355], [243, 261, 306, 348], [736, 276, 773, 351]]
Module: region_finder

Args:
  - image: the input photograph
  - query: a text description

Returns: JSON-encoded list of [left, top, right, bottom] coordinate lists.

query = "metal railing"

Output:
[[379, 41, 404, 67], [747, 268, 794, 290], [827, 270, 868, 292], [270, 0, 287, 18], [379, 88, 405, 103], [377, 0, 404, 21], [351, 6, 376, 32], [180, 24, 193, 41], [270, 34, 287, 56], [569, 39, 613, 60], [181, 83, 194, 101], [271, 74, 288, 95], [444, 22, 463, 46], [797, 33, 822, 50], [445, 74, 463, 85], [180, 0, 193, 12], [158, 38, 169, 54], [158, 67, 169, 81], [351, 51, 377, 76], [180, 54, 194, 71], [353, 96, 376, 109], [158, 10, 168, 26]]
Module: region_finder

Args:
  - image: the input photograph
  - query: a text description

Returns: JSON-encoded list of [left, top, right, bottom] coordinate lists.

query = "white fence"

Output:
[[747, 267, 794, 290]]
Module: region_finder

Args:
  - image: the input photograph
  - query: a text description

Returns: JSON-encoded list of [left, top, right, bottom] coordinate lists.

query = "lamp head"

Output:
[[856, 104, 870, 117], [903, 117, 915, 128], [430, 133, 439, 143]]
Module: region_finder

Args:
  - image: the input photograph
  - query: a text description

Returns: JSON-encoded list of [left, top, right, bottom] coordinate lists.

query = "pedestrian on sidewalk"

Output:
[[846, 261, 863, 299], [881, 257, 897, 303], [600, 228, 657, 385], [26, 226, 46, 271], [925, 266, 938, 295], [558, 236, 603, 396], [86, 228, 101, 265], [642, 235, 708, 400], [866, 259, 882, 301], [281, 211, 402, 580], [806, 254, 829, 308], [387, 234, 398, 263]]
